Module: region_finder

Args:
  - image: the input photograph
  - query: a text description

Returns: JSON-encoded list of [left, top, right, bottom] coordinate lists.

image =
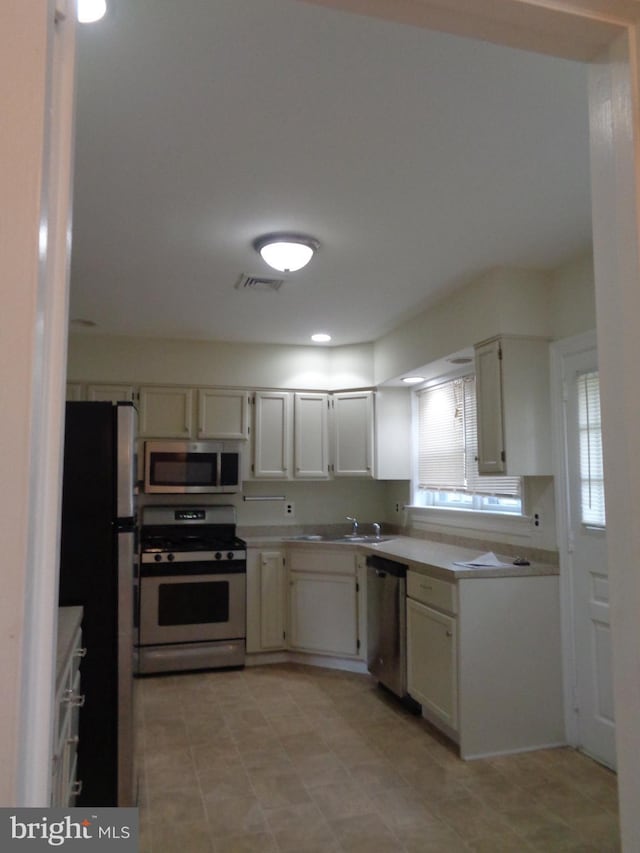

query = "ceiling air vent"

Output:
[[234, 273, 284, 292]]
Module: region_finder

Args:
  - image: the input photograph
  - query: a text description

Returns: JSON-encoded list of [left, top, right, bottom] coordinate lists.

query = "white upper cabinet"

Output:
[[198, 389, 249, 439], [331, 390, 374, 477], [293, 392, 330, 479], [252, 390, 292, 479], [87, 383, 135, 403], [474, 336, 552, 476], [139, 386, 193, 438]]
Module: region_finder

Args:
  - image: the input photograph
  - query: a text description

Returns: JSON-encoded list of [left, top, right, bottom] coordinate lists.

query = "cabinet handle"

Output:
[[74, 647, 87, 658], [63, 692, 85, 708], [66, 735, 80, 746], [420, 583, 432, 591], [71, 780, 83, 796], [446, 630, 453, 637]]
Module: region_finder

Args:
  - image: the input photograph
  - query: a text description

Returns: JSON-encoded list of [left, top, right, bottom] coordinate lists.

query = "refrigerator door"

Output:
[[117, 528, 137, 806], [116, 402, 137, 522]]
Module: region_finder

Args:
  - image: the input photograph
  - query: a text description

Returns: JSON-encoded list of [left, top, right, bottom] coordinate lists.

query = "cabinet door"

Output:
[[260, 551, 286, 649], [87, 383, 135, 403], [331, 391, 374, 477], [289, 572, 357, 656], [198, 389, 249, 439], [474, 339, 506, 474], [246, 549, 286, 652], [253, 391, 292, 478], [407, 597, 458, 730], [293, 392, 329, 479], [139, 386, 193, 438]]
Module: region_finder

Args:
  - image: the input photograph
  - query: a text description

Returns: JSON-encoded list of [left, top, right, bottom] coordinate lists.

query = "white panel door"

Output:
[[293, 393, 329, 479], [563, 346, 614, 768], [289, 572, 357, 656], [331, 391, 374, 477], [253, 391, 292, 478]]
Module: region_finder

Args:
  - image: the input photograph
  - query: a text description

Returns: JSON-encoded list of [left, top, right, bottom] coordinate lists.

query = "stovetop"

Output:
[[141, 532, 246, 554], [140, 505, 244, 554]]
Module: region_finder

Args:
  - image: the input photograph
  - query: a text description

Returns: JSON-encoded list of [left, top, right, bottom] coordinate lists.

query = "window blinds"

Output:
[[578, 371, 606, 527], [417, 375, 520, 497]]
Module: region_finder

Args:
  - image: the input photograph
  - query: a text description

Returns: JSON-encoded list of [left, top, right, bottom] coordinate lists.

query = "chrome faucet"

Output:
[[346, 516, 358, 535], [372, 522, 381, 539]]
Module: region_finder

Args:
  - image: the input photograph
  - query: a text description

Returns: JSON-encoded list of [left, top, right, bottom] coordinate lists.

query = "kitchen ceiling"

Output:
[[69, 0, 591, 348]]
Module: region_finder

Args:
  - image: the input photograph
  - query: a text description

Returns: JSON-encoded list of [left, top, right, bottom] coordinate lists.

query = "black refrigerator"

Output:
[[58, 401, 137, 806]]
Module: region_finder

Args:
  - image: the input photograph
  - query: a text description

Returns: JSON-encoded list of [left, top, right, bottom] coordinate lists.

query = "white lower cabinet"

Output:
[[406, 569, 564, 759], [246, 549, 286, 653], [287, 548, 360, 658], [52, 607, 85, 806], [407, 597, 457, 730]]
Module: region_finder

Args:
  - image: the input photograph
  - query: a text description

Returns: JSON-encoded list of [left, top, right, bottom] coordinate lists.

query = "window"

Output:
[[414, 375, 521, 514], [578, 370, 606, 528]]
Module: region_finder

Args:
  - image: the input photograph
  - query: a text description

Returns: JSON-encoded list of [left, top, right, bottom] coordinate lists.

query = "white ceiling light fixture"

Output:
[[254, 233, 320, 273], [77, 0, 107, 23], [402, 376, 425, 384], [311, 333, 331, 343]]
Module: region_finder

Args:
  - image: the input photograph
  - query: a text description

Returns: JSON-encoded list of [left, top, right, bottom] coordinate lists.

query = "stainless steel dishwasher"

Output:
[[366, 554, 410, 699]]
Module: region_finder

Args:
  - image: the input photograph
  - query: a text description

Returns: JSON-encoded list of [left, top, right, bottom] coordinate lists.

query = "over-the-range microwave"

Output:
[[143, 440, 242, 494]]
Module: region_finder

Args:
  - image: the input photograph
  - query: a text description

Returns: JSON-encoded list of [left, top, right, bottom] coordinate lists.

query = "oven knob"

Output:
[[215, 552, 222, 560], [167, 553, 175, 562], [154, 554, 162, 563], [227, 552, 234, 560]]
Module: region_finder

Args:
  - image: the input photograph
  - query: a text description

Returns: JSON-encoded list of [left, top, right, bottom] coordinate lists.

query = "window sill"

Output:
[[406, 504, 533, 540]]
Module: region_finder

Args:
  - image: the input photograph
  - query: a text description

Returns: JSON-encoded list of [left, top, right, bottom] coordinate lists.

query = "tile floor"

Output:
[[136, 663, 620, 852]]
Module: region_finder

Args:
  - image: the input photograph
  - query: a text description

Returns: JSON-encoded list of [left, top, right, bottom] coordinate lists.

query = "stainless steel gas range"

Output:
[[136, 505, 246, 675]]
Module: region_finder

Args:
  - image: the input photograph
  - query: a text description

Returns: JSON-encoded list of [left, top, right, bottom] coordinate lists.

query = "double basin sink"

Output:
[[287, 533, 392, 544]]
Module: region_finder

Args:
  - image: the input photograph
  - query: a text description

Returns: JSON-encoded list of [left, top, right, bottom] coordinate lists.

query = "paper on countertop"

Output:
[[453, 551, 513, 568]]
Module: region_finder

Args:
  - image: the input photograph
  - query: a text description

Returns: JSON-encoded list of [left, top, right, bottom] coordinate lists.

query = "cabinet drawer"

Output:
[[407, 570, 456, 614]]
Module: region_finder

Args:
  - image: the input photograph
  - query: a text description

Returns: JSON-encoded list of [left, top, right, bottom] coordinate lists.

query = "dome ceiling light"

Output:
[[77, 0, 107, 23], [254, 233, 320, 273], [311, 333, 331, 343], [402, 376, 425, 384]]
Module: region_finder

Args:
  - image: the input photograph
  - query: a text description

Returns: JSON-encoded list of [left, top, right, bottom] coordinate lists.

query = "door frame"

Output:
[[550, 329, 599, 751], [6, 3, 640, 839]]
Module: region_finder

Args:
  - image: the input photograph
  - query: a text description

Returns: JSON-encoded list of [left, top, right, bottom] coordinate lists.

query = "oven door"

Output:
[[139, 570, 246, 646]]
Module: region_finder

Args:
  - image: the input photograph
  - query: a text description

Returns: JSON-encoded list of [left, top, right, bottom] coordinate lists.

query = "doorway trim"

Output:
[[550, 329, 598, 751]]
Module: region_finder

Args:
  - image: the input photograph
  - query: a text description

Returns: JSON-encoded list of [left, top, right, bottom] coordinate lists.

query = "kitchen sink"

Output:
[[286, 534, 392, 543], [328, 535, 392, 543], [286, 534, 324, 541]]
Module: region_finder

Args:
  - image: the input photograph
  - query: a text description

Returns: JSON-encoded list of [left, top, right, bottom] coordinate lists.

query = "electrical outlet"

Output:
[[285, 502, 295, 517], [533, 512, 541, 528]]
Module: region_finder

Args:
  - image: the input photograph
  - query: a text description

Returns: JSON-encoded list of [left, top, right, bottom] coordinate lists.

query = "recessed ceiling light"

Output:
[[402, 376, 425, 384], [311, 333, 331, 343], [254, 233, 320, 273], [77, 0, 107, 23]]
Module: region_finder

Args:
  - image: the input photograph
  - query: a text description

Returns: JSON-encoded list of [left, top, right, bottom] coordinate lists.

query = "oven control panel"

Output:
[[141, 550, 246, 564]]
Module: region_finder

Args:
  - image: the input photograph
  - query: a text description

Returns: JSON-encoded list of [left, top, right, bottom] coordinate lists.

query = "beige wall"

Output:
[[67, 334, 374, 390], [548, 249, 596, 340]]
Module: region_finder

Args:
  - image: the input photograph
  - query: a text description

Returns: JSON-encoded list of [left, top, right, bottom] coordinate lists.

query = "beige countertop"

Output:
[[244, 534, 558, 581]]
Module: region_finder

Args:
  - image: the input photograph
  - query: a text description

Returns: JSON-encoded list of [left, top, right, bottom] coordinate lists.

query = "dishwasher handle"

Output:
[[366, 554, 408, 578]]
